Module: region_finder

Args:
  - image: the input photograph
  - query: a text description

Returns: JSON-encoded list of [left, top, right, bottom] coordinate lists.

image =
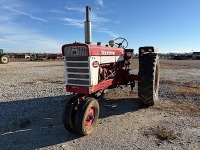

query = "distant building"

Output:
[[192, 52, 200, 59]]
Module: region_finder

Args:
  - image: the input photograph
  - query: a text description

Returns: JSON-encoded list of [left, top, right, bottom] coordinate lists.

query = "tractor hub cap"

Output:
[[84, 107, 95, 129], [2, 57, 8, 63]]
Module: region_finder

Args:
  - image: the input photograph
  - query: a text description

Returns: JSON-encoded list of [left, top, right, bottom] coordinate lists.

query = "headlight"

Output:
[[65, 46, 88, 56], [141, 49, 145, 53]]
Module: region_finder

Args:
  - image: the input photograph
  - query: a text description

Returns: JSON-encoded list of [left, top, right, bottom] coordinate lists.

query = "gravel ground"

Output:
[[0, 59, 200, 150]]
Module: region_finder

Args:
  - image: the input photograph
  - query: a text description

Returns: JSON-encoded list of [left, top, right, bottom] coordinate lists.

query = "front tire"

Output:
[[62, 96, 78, 133], [74, 98, 99, 135], [138, 53, 160, 106]]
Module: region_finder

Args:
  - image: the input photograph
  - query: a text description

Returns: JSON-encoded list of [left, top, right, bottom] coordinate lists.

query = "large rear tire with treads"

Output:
[[138, 53, 160, 106]]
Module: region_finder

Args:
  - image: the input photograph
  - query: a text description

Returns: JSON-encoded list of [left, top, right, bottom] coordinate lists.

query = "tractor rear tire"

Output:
[[138, 53, 160, 106], [74, 98, 99, 135], [62, 96, 79, 133], [1, 55, 9, 64]]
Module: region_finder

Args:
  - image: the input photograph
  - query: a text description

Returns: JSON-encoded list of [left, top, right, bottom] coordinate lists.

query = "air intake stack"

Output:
[[85, 6, 92, 44]]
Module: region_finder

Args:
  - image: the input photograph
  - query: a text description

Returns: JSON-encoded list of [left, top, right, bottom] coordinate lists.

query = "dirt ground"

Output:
[[0, 59, 199, 150]]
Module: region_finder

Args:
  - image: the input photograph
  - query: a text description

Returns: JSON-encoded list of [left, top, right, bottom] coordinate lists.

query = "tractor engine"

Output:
[[62, 43, 133, 95]]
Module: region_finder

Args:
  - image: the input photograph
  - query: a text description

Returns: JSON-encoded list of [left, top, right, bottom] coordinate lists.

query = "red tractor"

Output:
[[62, 6, 160, 135]]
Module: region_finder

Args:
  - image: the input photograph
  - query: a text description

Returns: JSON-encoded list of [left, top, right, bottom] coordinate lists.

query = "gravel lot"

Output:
[[0, 59, 200, 150]]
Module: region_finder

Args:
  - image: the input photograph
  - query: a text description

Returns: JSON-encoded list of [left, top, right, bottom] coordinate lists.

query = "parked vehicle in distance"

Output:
[[0, 49, 10, 64]]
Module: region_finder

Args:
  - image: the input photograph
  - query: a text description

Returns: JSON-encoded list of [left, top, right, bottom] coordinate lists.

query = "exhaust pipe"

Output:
[[85, 6, 92, 44]]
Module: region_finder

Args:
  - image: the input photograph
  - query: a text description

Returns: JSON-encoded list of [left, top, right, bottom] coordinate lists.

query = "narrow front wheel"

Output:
[[62, 96, 78, 133], [75, 98, 99, 135]]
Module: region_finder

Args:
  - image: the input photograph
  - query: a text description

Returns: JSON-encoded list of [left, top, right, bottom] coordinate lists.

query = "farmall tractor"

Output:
[[62, 6, 160, 135]]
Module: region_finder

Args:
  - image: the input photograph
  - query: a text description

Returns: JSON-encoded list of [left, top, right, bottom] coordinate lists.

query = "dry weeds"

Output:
[[160, 79, 200, 96], [160, 63, 172, 69], [144, 126, 176, 142], [23, 76, 64, 85], [34, 64, 64, 68], [36, 76, 50, 82], [129, 59, 173, 69], [10, 58, 63, 62], [152, 101, 200, 117], [173, 86, 200, 96], [159, 59, 200, 69], [154, 127, 176, 141], [103, 90, 138, 100], [183, 81, 199, 88], [160, 79, 181, 84]]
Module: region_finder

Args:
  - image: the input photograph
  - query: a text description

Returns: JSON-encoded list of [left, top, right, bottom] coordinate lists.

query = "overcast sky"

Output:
[[0, 0, 200, 53]]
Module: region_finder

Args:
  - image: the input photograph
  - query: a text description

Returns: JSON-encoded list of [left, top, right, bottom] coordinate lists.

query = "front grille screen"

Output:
[[68, 74, 89, 79], [65, 46, 89, 86], [67, 62, 88, 67], [65, 46, 88, 57], [67, 68, 89, 73], [68, 80, 89, 85]]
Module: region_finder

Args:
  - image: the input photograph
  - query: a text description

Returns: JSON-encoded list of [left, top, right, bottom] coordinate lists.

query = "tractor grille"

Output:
[[66, 62, 88, 67], [64, 46, 88, 57], [65, 57, 90, 86]]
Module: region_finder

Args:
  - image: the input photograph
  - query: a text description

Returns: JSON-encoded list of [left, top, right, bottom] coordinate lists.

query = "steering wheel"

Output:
[[114, 37, 128, 49]]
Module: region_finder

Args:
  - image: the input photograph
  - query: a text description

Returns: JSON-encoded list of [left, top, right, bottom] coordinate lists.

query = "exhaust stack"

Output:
[[85, 6, 92, 44]]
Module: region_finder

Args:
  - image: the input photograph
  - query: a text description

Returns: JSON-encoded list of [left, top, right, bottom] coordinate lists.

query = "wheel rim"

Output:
[[84, 107, 95, 129], [2, 57, 8, 63]]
